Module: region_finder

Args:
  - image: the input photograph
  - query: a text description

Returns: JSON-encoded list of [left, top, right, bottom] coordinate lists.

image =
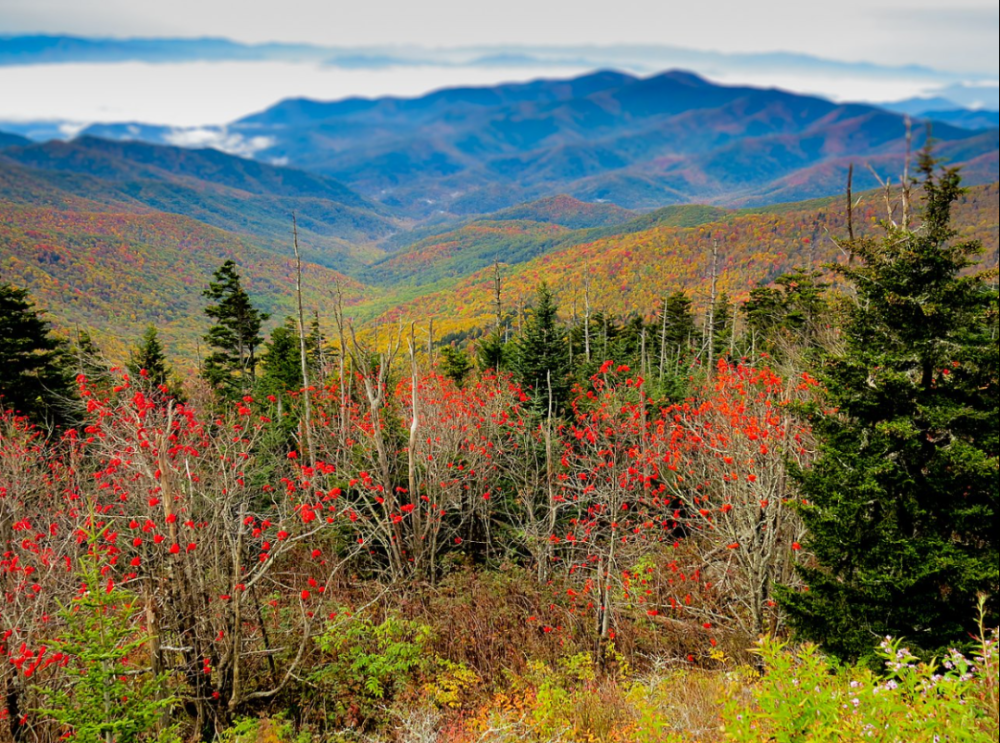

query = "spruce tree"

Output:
[[778, 157, 999, 664], [439, 345, 473, 388], [743, 269, 828, 357], [0, 283, 74, 425], [661, 291, 696, 359], [127, 326, 172, 389], [711, 291, 734, 360], [201, 260, 269, 398], [513, 283, 570, 412], [36, 528, 178, 742], [477, 330, 507, 374], [259, 321, 303, 398]]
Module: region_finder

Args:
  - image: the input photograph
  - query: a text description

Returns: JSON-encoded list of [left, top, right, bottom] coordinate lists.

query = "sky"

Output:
[[2, 0, 997, 75]]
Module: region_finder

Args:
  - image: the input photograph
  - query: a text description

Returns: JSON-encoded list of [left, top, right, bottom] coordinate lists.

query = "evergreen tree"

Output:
[[477, 330, 508, 373], [513, 284, 570, 412], [711, 291, 734, 360], [660, 291, 696, 360], [742, 269, 827, 357], [439, 345, 473, 388], [778, 157, 999, 664], [259, 321, 303, 399], [201, 260, 269, 398], [36, 527, 178, 742], [306, 314, 328, 380], [0, 283, 75, 425], [127, 326, 173, 390]]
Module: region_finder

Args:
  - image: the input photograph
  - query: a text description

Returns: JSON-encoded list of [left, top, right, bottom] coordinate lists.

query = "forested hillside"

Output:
[[367, 182, 999, 336], [3, 138, 996, 362]]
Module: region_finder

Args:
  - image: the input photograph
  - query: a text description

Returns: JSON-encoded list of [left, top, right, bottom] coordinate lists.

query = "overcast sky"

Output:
[[2, 0, 998, 74]]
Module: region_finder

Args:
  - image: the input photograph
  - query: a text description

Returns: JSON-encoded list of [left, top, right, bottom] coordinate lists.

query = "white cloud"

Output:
[[162, 127, 276, 156]]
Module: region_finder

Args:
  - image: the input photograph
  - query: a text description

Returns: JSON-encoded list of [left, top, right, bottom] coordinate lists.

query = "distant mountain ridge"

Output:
[[0, 130, 31, 149], [0, 35, 329, 65], [218, 70, 998, 215], [8, 68, 994, 217]]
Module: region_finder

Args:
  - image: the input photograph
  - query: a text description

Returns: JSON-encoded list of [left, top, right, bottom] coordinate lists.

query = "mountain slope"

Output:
[[488, 195, 636, 228], [0, 130, 31, 149], [926, 110, 1000, 131]]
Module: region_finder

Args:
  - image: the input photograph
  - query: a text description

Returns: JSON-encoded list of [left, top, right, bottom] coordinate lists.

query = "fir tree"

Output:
[[0, 283, 75, 425], [476, 330, 508, 373], [658, 291, 696, 362], [306, 314, 328, 380], [201, 260, 269, 398], [778, 157, 999, 664], [36, 527, 178, 742], [513, 283, 570, 412], [711, 291, 734, 360]]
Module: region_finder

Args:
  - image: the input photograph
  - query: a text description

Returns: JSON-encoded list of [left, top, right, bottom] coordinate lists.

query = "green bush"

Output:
[[725, 625, 998, 742], [310, 610, 434, 727]]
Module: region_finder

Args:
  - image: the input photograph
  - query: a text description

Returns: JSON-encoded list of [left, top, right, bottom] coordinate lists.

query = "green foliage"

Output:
[[312, 611, 433, 724], [218, 716, 308, 743], [34, 529, 178, 743], [779, 158, 1000, 663], [439, 345, 473, 388], [259, 320, 304, 398], [710, 291, 734, 360], [512, 283, 570, 413], [725, 631, 998, 742], [202, 260, 269, 398], [660, 291, 696, 360], [0, 282, 75, 425], [476, 329, 509, 373]]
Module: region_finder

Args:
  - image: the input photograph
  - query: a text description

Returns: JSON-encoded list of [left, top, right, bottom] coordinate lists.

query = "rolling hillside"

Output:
[[1, 125, 995, 364], [0, 137, 400, 271], [0, 201, 368, 362], [0, 130, 31, 149], [361, 200, 729, 291]]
